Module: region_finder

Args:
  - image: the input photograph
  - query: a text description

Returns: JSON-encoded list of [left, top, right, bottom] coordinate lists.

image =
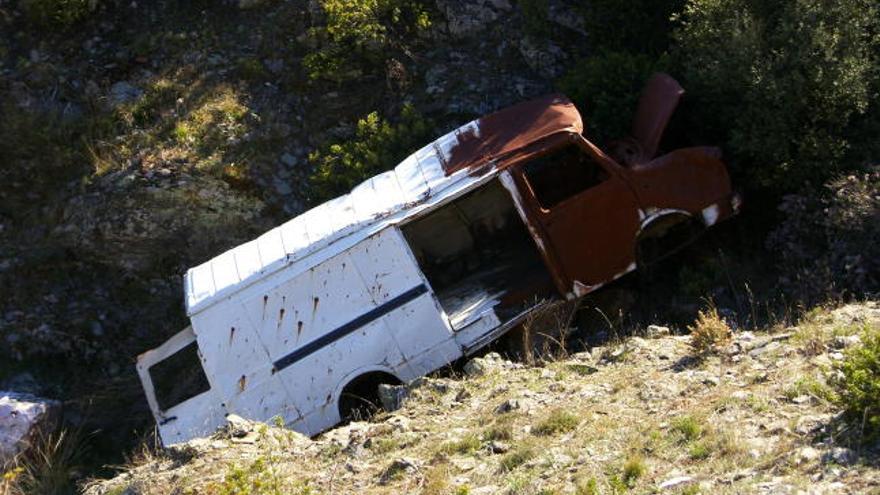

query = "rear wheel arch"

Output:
[[336, 369, 402, 422]]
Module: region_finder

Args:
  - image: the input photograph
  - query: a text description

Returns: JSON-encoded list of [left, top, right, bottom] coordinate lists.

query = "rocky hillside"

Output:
[[83, 302, 880, 495]]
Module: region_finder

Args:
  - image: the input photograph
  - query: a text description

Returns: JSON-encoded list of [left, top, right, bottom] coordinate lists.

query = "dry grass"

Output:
[[83, 302, 880, 495], [689, 305, 733, 355]]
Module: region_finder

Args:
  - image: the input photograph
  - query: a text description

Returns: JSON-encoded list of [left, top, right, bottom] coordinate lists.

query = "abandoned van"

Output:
[[137, 74, 741, 445]]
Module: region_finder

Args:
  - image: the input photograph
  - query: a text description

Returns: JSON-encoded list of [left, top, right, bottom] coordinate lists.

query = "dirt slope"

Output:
[[82, 302, 879, 495]]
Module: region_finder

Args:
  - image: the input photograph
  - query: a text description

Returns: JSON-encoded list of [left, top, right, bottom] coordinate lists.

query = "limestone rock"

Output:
[[378, 383, 410, 412], [436, 0, 513, 37], [0, 392, 61, 466]]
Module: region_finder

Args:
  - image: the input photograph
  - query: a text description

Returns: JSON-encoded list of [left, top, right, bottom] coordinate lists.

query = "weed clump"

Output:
[[832, 324, 880, 441], [438, 434, 482, 456], [499, 444, 535, 472], [533, 409, 579, 436], [308, 104, 434, 204], [19, 0, 99, 28], [670, 415, 703, 443], [688, 306, 732, 356]]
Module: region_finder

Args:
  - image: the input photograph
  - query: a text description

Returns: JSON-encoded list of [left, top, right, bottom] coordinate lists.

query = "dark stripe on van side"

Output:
[[272, 284, 428, 373]]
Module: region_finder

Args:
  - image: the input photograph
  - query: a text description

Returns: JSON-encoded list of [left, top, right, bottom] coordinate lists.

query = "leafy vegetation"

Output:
[[557, 51, 668, 145], [832, 324, 880, 442], [672, 0, 879, 192], [532, 409, 579, 436], [18, 0, 99, 28], [307, 104, 434, 204], [303, 0, 431, 83], [580, 0, 684, 54]]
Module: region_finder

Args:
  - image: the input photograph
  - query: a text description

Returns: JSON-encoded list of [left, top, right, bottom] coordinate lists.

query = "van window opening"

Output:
[[401, 180, 554, 329], [522, 144, 610, 209], [149, 341, 211, 411]]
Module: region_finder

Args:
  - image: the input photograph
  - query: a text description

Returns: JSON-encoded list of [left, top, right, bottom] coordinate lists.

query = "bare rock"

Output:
[[108, 81, 143, 107], [380, 457, 419, 484], [489, 441, 509, 453], [494, 398, 523, 414], [796, 446, 821, 465], [224, 414, 252, 438], [464, 352, 506, 377], [436, 0, 513, 37], [647, 324, 671, 337], [832, 335, 861, 349], [518, 37, 567, 79], [378, 383, 410, 412], [659, 476, 694, 490], [823, 447, 857, 466], [0, 392, 61, 466]]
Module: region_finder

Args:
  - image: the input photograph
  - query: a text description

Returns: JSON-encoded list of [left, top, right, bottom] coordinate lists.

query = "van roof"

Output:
[[184, 94, 582, 315]]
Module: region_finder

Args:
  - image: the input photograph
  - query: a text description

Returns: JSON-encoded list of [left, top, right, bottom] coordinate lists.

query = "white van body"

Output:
[[136, 109, 570, 445], [135, 86, 740, 446]]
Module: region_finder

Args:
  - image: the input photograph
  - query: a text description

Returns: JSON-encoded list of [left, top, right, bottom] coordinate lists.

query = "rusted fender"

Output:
[[625, 146, 735, 218]]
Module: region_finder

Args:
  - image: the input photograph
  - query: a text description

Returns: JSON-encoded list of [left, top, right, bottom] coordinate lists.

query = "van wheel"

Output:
[[338, 371, 401, 422], [636, 216, 703, 268]]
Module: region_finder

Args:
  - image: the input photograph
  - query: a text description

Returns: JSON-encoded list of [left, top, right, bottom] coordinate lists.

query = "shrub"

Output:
[[307, 104, 434, 203], [303, 0, 431, 83], [621, 455, 646, 487], [557, 50, 669, 145], [19, 0, 99, 28], [579, 0, 685, 54], [532, 409, 579, 436], [672, 0, 879, 192], [688, 305, 732, 355], [768, 169, 880, 304], [499, 444, 535, 471], [832, 324, 880, 441], [518, 0, 550, 37], [438, 434, 482, 455], [669, 415, 703, 443]]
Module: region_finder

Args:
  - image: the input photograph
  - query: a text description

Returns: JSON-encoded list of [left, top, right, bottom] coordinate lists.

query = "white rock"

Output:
[[659, 476, 694, 490], [0, 392, 61, 465], [647, 324, 671, 337], [823, 447, 857, 466], [436, 0, 512, 37], [796, 446, 821, 464]]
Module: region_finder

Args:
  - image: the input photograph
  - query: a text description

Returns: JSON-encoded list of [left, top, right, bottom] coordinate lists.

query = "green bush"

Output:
[[303, 0, 431, 83], [518, 0, 550, 37], [672, 0, 879, 192], [557, 50, 669, 145], [768, 169, 880, 303], [580, 0, 685, 54], [832, 324, 880, 441], [19, 0, 98, 28], [308, 104, 434, 204], [532, 408, 579, 436]]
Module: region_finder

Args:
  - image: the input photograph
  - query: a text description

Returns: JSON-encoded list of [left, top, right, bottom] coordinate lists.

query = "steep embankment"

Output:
[[84, 303, 879, 494]]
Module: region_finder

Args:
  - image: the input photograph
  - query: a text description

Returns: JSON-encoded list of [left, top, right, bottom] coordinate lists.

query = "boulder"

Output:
[[436, 0, 513, 37], [0, 392, 61, 466], [378, 383, 410, 412], [518, 37, 567, 79]]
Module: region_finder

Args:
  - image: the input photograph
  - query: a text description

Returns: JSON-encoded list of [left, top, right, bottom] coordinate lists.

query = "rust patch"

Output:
[[229, 326, 235, 346], [313, 296, 320, 312], [238, 375, 246, 392], [297, 320, 303, 335], [443, 94, 582, 176]]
